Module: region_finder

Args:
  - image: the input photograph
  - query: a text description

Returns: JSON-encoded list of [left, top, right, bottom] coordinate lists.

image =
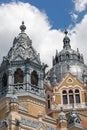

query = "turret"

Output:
[[63, 29, 71, 50], [57, 107, 67, 130], [68, 108, 83, 129]]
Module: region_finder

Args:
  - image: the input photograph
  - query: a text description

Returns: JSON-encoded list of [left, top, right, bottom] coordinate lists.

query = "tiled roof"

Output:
[[82, 120, 87, 128]]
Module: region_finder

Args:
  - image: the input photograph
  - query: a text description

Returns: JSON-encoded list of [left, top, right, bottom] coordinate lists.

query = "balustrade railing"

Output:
[[0, 83, 44, 98]]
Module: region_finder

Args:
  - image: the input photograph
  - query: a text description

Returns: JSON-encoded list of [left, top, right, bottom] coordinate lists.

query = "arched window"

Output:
[[75, 89, 80, 103], [31, 71, 38, 86], [62, 90, 68, 104], [69, 90, 74, 104], [55, 56, 58, 63], [66, 54, 70, 60], [47, 95, 50, 109], [2, 73, 8, 87], [59, 55, 61, 62], [14, 68, 23, 84], [78, 55, 80, 61]]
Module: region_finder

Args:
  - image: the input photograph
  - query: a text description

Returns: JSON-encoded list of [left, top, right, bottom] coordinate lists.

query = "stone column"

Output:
[[8, 68, 13, 93], [25, 63, 30, 91]]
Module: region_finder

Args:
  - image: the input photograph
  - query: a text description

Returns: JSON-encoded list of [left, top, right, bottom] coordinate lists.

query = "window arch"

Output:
[[78, 55, 80, 61], [31, 70, 38, 86], [66, 54, 70, 60], [14, 68, 23, 84], [62, 90, 68, 104], [55, 56, 58, 63], [69, 90, 74, 104], [62, 89, 81, 105], [75, 89, 80, 103]]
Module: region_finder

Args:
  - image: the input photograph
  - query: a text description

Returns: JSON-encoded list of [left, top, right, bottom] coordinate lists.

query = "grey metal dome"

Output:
[[49, 30, 87, 84]]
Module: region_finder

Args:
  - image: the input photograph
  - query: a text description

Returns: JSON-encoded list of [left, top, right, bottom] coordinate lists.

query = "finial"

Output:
[[64, 29, 68, 35], [20, 21, 26, 33]]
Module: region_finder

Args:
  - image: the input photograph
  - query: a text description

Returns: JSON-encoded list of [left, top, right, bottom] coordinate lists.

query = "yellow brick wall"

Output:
[[21, 102, 45, 117], [81, 92, 86, 103], [19, 96, 46, 117], [55, 95, 61, 104]]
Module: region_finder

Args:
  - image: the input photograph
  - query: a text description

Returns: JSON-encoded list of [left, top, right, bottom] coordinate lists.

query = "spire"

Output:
[[68, 107, 82, 128], [20, 21, 26, 33], [56, 107, 67, 129], [58, 107, 67, 121], [63, 29, 71, 50], [64, 29, 68, 35]]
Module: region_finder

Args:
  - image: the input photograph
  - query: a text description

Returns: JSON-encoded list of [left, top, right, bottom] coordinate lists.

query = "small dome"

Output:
[[63, 35, 70, 44], [58, 111, 66, 121], [70, 108, 77, 118]]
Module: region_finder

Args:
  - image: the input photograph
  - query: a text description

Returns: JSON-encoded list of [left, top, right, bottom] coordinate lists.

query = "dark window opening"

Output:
[[69, 90, 74, 104], [14, 68, 23, 84], [63, 95, 68, 104], [62, 90, 68, 104], [66, 54, 70, 60], [75, 89, 80, 103], [2, 73, 8, 87], [47, 95, 50, 109], [31, 70, 38, 86]]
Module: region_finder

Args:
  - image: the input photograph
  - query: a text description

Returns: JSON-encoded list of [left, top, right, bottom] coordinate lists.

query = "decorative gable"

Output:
[[57, 72, 83, 91]]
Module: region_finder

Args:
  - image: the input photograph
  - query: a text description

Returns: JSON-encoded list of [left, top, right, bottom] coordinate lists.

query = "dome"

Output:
[[49, 30, 87, 84], [58, 111, 67, 121]]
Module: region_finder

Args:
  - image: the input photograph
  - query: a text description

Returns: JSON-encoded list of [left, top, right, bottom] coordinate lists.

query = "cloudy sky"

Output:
[[0, 0, 87, 69]]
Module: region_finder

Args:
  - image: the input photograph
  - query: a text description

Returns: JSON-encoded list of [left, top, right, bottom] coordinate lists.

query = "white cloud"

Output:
[[71, 12, 78, 22], [73, 0, 87, 12], [0, 2, 63, 68], [0, 1, 87, 70], [70, 14, 87, 64]]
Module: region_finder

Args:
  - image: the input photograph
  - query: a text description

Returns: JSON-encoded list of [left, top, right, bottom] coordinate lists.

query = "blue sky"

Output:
[[0, 0, 87, 67], [0, 0, 87, 30], [22, 0, 74, 29]]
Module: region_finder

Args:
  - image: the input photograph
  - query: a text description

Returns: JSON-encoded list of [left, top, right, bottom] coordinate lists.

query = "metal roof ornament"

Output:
[[20, 21, 26, 33], [64, 29, 68, 36]]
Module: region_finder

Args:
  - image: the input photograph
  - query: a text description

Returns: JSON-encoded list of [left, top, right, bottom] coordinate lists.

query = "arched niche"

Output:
[[14, 68, 24, 84], [31, 70, 38, 86]]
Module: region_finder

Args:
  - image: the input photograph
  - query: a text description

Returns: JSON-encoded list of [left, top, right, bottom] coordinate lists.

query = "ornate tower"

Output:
[[0, 22, 56, 130], [57, 108, 67, 130], [0, 21, 44, 98]]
